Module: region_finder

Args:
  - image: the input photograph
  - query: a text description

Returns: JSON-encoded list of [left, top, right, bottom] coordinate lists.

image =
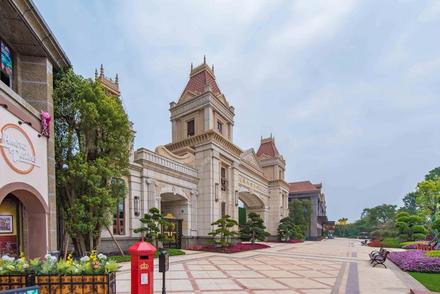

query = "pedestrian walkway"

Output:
[[116, 238, 428, 293]]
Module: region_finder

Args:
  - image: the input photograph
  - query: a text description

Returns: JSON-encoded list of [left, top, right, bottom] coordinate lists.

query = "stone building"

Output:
[[288, 181, 327, 240], [0, 0, 69, 257], [100, 59, 290, 251]]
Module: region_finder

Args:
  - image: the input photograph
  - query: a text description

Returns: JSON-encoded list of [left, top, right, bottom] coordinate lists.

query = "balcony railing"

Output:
[[134, 148, 198, 178]]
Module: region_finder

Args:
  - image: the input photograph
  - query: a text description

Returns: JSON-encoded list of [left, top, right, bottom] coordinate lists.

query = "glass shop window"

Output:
[[0, 41, 13, 88]]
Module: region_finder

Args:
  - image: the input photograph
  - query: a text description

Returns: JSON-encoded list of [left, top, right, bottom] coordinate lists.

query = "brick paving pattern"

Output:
[[116, 238, 429, 293]]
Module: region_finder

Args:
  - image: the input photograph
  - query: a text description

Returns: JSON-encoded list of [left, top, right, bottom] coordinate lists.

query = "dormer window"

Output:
[[0, 41, 13, 88], [217, 121, 223, 134], [187, 119, 195, 137]]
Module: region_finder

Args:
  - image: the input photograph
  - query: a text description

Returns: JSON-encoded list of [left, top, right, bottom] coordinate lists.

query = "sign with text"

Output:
[[0, 124, 38, 174]]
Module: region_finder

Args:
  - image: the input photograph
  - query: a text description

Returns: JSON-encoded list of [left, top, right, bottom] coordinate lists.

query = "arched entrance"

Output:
[[0, 183, 48, 258], [160, 192, 190, 248], [238, 191, 266, 225]]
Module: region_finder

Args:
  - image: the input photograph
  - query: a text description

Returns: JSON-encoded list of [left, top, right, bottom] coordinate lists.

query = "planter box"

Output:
[[0, 273, 116, 294]]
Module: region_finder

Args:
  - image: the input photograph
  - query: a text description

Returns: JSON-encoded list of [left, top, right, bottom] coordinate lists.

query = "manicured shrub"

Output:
[[413, 233, 427, 240], [382, 238, 401, 248], [388, 251, 440, 272], [187, 242, 270, 253]]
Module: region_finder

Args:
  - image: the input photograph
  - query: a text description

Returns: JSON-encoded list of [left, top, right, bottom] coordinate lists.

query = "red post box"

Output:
[[128, 241, 157, 294]]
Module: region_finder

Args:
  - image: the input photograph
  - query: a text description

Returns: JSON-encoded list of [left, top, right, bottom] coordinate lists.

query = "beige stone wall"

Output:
[[16, 56, 57, 251]]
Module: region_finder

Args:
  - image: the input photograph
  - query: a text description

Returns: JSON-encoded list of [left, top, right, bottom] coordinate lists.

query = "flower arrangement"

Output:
[[367, 240, 384, 247], [388, 250, 440, 272], [0, 251, 119, 275], [188, 242, 270, 253]]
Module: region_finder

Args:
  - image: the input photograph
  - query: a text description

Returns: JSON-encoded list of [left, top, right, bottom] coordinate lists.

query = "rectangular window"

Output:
[[217, 121, 223, 134], [221, 167, 227, 191], [187, 119, 195, 137], [113, 199, 125, 235], [0, 41, 13, 88]]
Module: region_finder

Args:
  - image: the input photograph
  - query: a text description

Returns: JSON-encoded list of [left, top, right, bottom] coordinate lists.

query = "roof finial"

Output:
[[211, 64, 214, 73], [203, 55, 206, 64], [100, 64, 104, 77], [95, 68, 98, 79], [190, 63, 193, 72], [115, 73, 119, 85]]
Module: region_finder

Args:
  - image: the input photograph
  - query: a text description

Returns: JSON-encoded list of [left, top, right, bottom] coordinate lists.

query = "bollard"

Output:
[[158, 249, 169, 294], [128, 241, 157, 294]]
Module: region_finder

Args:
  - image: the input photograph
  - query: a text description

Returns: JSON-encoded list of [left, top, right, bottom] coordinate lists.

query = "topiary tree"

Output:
[[278, 217, 294, 242], [209, 215, 239, 247], [395, 212, 427, 241], [134, 207, 170, 248], [240, 213, 269, 244]]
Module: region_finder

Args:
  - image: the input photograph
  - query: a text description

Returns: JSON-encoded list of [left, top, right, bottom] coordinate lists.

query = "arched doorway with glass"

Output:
[[160, 191, 190, 249], [0, 183, 48, 258]]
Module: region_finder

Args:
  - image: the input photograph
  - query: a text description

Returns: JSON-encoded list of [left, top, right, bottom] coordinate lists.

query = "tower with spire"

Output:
[[169, 56, 235, 144], [95, 64, 120, 96]]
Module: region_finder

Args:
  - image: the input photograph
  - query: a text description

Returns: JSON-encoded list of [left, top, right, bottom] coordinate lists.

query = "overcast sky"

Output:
[[35, 0, 440, 221]]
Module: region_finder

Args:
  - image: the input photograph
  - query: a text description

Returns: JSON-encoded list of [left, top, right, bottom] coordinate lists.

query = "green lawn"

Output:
[[111, 248, 185, 263], [409, 272, 440, 292]]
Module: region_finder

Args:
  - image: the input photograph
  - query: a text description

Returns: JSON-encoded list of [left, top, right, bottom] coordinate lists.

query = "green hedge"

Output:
[[111, 248, 185, 263]]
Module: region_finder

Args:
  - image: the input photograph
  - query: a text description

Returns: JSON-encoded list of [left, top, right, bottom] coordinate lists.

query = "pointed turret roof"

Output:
[[257, 136, 280, 159], [179, 56, 222, 101]]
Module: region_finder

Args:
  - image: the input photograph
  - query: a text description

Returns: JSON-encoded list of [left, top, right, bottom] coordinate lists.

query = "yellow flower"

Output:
[[66, 253, 73, 267]]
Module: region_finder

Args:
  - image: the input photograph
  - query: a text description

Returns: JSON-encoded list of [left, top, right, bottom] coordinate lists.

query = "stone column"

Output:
[[18, 56, 57, 251]]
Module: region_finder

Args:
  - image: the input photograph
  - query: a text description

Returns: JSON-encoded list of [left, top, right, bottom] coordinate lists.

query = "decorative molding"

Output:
[[165, 129, 242, 156], [134, 148, 198, 178]]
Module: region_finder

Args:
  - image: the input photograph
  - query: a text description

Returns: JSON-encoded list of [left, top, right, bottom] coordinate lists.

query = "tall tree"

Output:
[[360, 204, 397, 228], [425, 167, 440, 181], [54, 69, 133, 256], [288, 199, 312, 236], [402, 192, 418, 214]]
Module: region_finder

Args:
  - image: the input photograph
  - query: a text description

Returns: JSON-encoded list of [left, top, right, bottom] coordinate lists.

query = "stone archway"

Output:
[[238, 190, 267, 226], [0, 182, 48, 258], [160, 192, 190, 243]]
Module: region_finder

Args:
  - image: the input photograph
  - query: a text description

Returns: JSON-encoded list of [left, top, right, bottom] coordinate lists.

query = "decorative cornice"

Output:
[[170, 92, 234, 122], [165, 129, 242, 156]]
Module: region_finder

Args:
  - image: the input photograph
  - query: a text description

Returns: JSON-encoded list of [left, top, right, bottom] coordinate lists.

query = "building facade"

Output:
[[288, 181, 327, 240], [100, 60, 290, 251], [0, 0, 69, 258]]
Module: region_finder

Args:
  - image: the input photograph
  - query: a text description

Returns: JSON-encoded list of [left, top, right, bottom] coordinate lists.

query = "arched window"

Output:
[[111, 178, 126, 235]]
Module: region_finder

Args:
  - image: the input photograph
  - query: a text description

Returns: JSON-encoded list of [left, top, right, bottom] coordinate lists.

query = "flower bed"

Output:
[[0, 251, 118, 293], [388, 250, 440, 272], [367, 240, 384, 247], [188, 242, 270, 253]]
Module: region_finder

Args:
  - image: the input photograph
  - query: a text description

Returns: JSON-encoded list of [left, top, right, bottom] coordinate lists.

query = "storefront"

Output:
[[0, 104, 49, 258], [0, 0, 70, 258]]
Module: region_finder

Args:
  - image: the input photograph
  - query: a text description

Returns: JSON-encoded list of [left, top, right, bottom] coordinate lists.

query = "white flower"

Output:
[[23, 263, 29, 269], [2, 255, 14, 262], [97, 253, 107, 260], [80, 256, 90, 263]]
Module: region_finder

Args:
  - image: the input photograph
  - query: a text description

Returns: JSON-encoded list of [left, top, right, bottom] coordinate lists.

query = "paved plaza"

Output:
[[116, 238, 428, 293]]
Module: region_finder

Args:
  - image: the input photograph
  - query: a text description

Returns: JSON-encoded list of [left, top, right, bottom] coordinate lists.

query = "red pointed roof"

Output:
[[289, 181, 321, 194], [180, 62, 221, 99], [257, 137, 280, 158]]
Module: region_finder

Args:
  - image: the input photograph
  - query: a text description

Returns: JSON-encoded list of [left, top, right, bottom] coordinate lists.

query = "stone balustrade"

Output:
[[134, 148, 198, 178]]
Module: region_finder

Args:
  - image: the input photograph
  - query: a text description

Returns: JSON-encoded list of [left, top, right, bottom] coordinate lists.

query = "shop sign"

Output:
[[0, 123, 38, 174]]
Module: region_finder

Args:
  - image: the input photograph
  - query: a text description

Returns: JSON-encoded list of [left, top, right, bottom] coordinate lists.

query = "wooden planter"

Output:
[[0, 273, 116, 294]]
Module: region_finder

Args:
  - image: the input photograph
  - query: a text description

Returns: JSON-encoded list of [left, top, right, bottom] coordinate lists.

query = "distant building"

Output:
[[99, 59, 290, 252], [288, 181, 327, 240]]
